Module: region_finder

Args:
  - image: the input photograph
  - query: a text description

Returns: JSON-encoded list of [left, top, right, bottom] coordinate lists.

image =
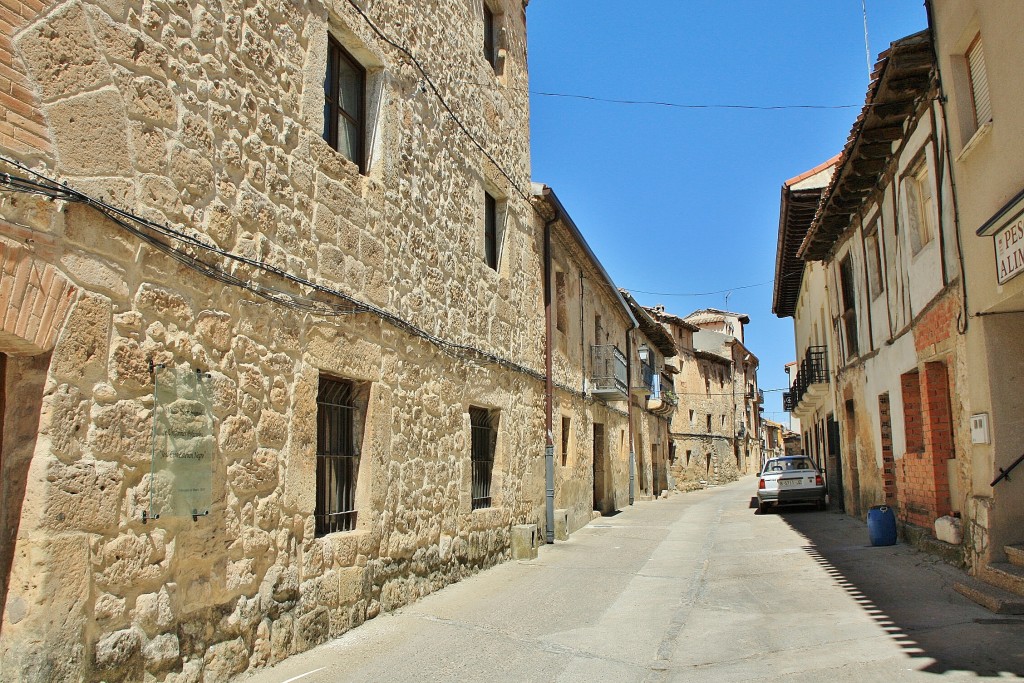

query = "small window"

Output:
[[561, 416, 571, 466], [866, 226, 883, 299], [706, 414, 712, 432], [688, 409, 694, 425], [316, 377, 361, 535], [485, 191, 498, 269], [839, 255, 859, 358], [470, 407, 498, 510], [685, 450, 692, 466], [905, 161, 934, 253], [966, 36, 992, 130], [483, 3, 497, 68], [721, 415, 726, 427], [324, 36, 366, 172], [555, 271, 568, 333]]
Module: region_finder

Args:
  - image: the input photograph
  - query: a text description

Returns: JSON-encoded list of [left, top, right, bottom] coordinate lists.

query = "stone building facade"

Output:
[[928, 0, 1024, 595], [533, 185, 634, 535], [775, 32, 972, 548], [0, 0, 554, 680], [647, 306, 760, 490]]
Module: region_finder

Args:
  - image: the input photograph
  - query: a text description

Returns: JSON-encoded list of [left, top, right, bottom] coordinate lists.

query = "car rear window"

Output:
[[763, 458, 815, 472]]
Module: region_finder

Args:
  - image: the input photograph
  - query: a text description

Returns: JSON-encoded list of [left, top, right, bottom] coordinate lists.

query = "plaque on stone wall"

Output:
[[147, 365, 214, 520]]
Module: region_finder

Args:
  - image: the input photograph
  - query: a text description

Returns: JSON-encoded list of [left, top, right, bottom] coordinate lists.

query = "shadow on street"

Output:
[[778, 507, 1024, 678]]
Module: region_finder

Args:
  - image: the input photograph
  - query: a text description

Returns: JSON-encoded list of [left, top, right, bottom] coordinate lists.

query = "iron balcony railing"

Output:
[[638, 359, 655, 394], [786, 345, 828, 411], [591, 344, 628, 397], [659, 374, 678, 405]]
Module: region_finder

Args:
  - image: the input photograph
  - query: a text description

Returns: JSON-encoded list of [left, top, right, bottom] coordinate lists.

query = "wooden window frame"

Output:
[[324, 35, 367, 173]]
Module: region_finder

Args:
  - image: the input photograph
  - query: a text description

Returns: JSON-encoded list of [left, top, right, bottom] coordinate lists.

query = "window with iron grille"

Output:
[[324, 36, 366, 172], [470, 406, 498, 510], [316, 377, 361, 535]]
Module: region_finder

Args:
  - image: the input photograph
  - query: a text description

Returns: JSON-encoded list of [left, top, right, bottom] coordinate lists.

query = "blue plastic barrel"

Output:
[[867, 505, 897, 546]]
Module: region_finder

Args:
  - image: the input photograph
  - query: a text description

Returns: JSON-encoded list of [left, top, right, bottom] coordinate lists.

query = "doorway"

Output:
[[592, 423, 606, 514]]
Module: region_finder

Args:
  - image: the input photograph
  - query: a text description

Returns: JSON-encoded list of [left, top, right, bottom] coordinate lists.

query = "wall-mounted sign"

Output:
[[995, 216, 1024, 285], [977, 187, 1024, 285], [148, 365, 214, 520]]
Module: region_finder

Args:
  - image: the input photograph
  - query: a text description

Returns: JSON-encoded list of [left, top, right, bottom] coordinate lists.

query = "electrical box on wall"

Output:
[[970, 413, 990, 445]]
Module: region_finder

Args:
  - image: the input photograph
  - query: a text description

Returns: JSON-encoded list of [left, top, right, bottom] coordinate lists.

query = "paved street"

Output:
[[243, 478, 1024, 683]]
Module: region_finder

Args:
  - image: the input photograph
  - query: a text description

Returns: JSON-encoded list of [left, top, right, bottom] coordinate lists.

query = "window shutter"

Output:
[[967, 38, 992, 127]]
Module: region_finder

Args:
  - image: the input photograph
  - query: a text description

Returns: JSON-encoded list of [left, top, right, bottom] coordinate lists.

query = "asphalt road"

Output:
[[241, 478, 1024, 683]]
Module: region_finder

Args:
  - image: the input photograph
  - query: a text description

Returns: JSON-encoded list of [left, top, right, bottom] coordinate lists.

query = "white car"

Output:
[[756, 455, 826, 514]]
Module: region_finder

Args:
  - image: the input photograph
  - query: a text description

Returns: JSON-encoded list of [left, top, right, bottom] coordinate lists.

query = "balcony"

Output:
[[591, 345, 628, 400], [786, 346, 828, 415], [634, 358, 655, 396], [646, 373, 677, 416]]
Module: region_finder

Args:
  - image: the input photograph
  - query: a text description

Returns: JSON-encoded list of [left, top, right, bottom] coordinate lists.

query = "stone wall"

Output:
[[0, 0, 549, 680], [669, 351, 741, 489]]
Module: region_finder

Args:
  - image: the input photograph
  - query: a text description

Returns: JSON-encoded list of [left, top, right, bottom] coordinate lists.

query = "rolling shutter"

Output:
[[967, 37, 992, 127]]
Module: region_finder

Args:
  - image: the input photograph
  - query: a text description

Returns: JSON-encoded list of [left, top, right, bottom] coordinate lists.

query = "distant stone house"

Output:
[[621, 291, 676, 500], [0, 0, 550, 680]]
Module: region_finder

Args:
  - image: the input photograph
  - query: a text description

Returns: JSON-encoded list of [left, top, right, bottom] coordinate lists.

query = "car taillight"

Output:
[[815, 475, 824, 486], [758, 479, 765, 490]]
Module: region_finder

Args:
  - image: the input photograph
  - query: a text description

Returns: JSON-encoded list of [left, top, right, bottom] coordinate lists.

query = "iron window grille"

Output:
[[324, 36, 366, 172], [470, 407, 498, 510], [316, 378, 360, 535]]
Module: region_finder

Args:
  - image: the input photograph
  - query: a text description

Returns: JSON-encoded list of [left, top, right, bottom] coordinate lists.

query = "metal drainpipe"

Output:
[[543, 217, 556, 544], [627, 329, 635, 505]]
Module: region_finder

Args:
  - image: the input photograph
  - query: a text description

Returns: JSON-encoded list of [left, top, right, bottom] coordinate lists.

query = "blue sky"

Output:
[[526, 0, 928, 425]]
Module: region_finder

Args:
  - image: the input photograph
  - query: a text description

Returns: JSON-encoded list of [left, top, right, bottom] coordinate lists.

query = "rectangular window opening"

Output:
[[323, 36, 366, 173], [561, 416, 571, 467], [483, 3, 497, 68], [966, 36, 992, 130], [485, 191, 498, 270], [316, 377, 361, 535], [839, 255, 859, 358], [470, 406, 498, 510]]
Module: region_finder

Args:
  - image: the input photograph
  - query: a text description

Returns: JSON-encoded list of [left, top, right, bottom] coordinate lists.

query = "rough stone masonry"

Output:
[[0, 0, 553, 680]]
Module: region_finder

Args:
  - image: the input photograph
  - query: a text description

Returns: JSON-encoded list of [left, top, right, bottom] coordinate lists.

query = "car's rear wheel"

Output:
[[757, 501, 767, 515]]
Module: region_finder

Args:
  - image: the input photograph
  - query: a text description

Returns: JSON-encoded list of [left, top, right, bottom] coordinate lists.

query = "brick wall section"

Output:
[[914, 295, 958, 353], [896, 362, 955, 528], [901, 371, 923, 452], [0, 240, 75, 353], [0, 0, 52, 157], [878, 393, 897, 506]]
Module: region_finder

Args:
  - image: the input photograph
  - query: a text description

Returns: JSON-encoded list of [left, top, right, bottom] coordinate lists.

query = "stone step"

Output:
[[1005, 544, 1024, 568], [953, 576, 1024, 615], [979, 562, 1024, 597]]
